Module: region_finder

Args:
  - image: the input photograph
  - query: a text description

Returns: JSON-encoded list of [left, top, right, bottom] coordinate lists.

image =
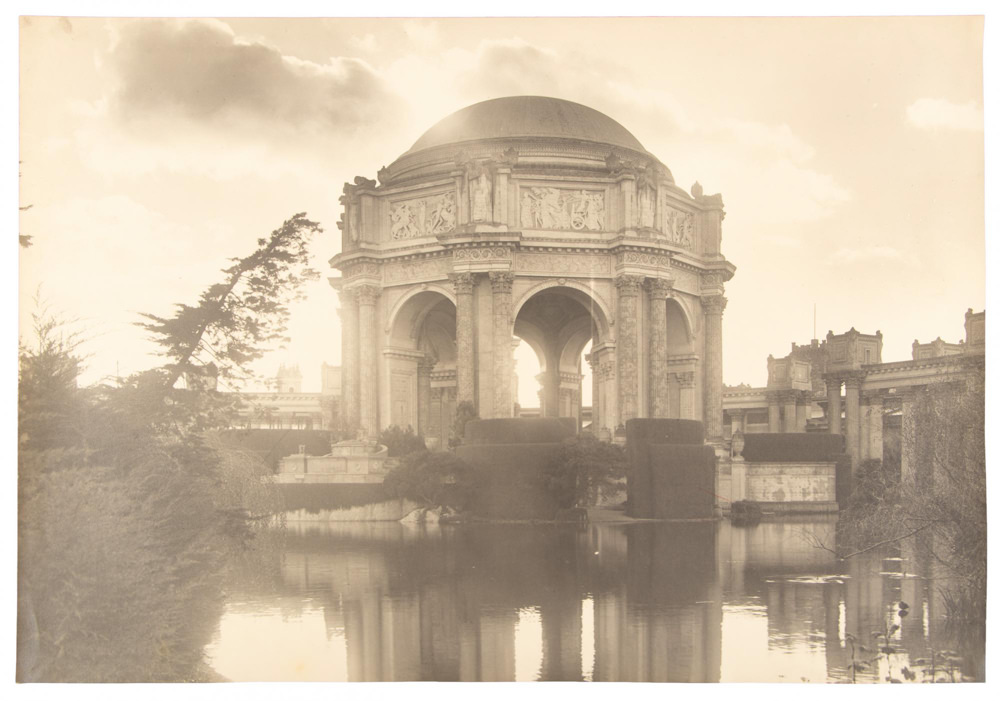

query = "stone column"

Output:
[[702, 294, 727, 441], [678, 371, 696, 420], [615, 275, 644, 425], [646, 278, 673, 417], [729, 409, 746, 435], [900, 387, 918, 489], [844, 372, 864, 472], [587, 353, 600, 433], [451, 273, 477, 406], [867, 392, 884, 463], [338, 288, 360, 432], [356, 284, 381, 438], [859, 393, 871, 461], [782, 391, 798, 433], [429, 386, 443, 450], [489, 272, 514, 418], [767, 392, 781, 432], [796, 395, 809, 432], [826, 376, 842, 436], [417, 356, 435, 438]]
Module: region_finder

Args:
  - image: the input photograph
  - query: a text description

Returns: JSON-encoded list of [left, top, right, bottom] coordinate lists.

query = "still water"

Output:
[[206, 518, 983, 682]]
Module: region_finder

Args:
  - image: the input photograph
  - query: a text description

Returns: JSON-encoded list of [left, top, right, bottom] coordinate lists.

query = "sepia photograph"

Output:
[[15, 6, 990, 686]]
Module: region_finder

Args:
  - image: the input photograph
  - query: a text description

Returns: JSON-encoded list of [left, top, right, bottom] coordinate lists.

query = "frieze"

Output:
[[519, 187, 605, 231], [516, 251, 612, 276], [452, 246, 511, 262], [661, 206, 694, 249], [344, 262, 380, 279], [382, 256, 452, 284], [617, 251, 672, 268], [390, 191, 456, 240]]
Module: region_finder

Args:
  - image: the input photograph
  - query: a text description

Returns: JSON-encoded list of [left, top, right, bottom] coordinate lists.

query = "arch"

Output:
[[666, 296, 696, 354], [512, 279, 612, 342], [384, 284, 456, 337]]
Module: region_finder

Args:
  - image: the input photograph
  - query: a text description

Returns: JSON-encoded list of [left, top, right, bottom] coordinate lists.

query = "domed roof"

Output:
[[402, 96, 648, 156]]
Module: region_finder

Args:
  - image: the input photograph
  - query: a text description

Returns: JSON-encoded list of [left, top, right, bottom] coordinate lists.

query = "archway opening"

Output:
[[512, 286, 606, 429], [387, 289, 457, 449]]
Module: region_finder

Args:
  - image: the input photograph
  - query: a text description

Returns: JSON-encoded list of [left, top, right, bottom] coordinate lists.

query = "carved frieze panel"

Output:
[[519, 187, 605, 231], [390, 191, 456, 240], [452, 247, 511, 262], [516, 252, 612, 276], [661, 206, 694, 249], [382, 256, 452, 284], [617, 251, 671, 268], [344, 262, 380, 279]]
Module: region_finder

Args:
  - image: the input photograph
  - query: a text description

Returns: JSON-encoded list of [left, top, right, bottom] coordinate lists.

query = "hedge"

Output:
[[741, 433, 845, 463], [215, 429, 336, 471], [625, 419, 705, 447], [628, 443, 716, 519], [455, 443, 564, 519], [463, 418, 575, 445]]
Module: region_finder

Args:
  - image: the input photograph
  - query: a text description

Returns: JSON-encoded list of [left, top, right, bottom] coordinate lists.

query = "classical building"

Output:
[[234, 363, 342, 430], [329, 96, 736, 447], [723, 308, 985, 476]]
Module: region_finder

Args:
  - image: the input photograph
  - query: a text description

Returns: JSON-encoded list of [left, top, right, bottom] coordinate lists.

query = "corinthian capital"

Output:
[[645, 277, 675, 300], [355, 284, 381, 305], [615, 274, 644, 297], [449, 272, 477, 295], [702, 294, 727, 315], [489, 271, 515, 295]]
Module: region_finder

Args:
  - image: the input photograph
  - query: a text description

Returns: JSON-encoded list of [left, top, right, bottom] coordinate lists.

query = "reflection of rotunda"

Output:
[[331, 96, 735, 447]]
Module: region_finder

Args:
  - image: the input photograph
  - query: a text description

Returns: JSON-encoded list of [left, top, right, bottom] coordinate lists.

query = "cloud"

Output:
[[109, 19, 401, 133], [906, 97, 983, 131], [830, 245, 903, 264]]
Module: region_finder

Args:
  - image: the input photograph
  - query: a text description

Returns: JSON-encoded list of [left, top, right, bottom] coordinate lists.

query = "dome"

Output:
[[402, 96, 649, 156]]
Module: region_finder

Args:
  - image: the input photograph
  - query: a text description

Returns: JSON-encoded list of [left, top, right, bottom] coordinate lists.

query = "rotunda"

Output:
[[331, 96, 735, 447]]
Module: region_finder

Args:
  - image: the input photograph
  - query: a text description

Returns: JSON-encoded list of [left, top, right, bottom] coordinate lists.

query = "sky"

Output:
[[17, 13, 986, 398]]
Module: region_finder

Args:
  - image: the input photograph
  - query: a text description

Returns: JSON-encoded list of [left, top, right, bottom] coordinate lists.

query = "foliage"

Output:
[[541, 432, 626, 509], [382, 450, 474, 509], [463, 417, 575, 445], [449, 400, 479, 448], [839, 363, 986, 622], [18, 213, 321, 680], [844, 458, 898, 513], [138, 213, 321, 390], [377, 424, 427, 457]]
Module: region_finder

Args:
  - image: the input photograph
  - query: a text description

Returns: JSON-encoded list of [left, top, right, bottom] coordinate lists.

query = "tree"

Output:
[[139, 213, 322, 392], [541, 432, 627, 509]]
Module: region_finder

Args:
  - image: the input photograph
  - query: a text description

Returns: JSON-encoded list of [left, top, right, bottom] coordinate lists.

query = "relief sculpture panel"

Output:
[[517, 252, 612, 276], [382, 256, 452, 284], [519, 187, 605, 231], [661, 206, 694, 249], [390, 192, 456, 240]]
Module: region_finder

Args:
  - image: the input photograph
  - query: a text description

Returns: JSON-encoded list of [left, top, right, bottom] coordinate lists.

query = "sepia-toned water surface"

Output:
[[205, 518, 984, 682]]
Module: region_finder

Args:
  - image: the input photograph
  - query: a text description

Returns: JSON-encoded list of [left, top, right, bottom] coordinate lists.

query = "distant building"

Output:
[[723, 308, 985, 473], [233, 364, 341, 430]]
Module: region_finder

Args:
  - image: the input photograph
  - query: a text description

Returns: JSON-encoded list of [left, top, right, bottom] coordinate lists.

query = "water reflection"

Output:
[[206, 518, 983, 682]]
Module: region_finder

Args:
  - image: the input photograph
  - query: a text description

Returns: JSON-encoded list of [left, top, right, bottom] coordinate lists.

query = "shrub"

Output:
[[382, 450, 474, 509], [377, 424, 427, 458], [741, 433, 845, 462], [449, 400, 478, 448], [541, 432, 626, 509]]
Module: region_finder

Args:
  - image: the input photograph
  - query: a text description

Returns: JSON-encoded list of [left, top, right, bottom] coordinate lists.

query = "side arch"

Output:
[[512, 279, 612, 342]]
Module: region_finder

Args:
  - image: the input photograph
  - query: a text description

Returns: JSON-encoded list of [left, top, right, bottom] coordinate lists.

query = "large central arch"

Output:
[[513, 285, 608, 426]]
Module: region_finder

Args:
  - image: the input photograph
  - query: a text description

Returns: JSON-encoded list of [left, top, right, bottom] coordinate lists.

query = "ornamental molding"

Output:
[[449, 272, 478, 295], [488, 271, 515, 294], [382, 256, 453, 284], [516, 250, 612, 276], [452, 246, 512, 262], [344, 261, 381, 279], [616, 250, 673, 269], [355, 285, 382, 305], [615, 274, 644, 296]]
